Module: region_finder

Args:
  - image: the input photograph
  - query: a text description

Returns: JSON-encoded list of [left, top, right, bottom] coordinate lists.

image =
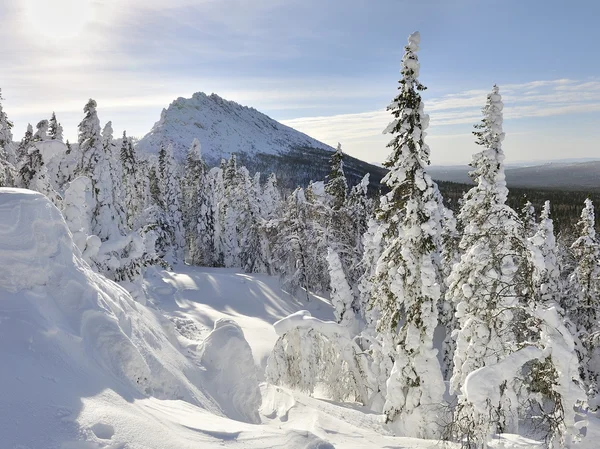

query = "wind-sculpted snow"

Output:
[[0, 188, 222, 447], [199, 318, 262, 423], [0, 188, 73, 292], [137, 92, 333, 164]]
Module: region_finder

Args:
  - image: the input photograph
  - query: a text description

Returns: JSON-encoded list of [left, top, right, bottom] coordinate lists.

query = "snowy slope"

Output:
[[136, 92, 333, 164], [3, 188, 589, 448], [0, 188, 446, 449]]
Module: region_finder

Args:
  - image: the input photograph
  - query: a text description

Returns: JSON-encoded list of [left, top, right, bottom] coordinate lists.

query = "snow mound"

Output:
[[0, 188, 223, 447], [0, 188, 73, 292], [136, 91, 333, 164], [199, 318, 262, 423]]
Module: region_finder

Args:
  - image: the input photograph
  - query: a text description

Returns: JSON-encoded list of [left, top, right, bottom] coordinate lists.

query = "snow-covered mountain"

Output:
[[137, 92, 332, 163], [137, 92, 386, 190]]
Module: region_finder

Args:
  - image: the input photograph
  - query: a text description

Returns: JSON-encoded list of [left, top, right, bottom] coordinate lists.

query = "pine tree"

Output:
[[15, 124, 33, 166], [158, 143, 185, 261], [49, 112, 63, 141], [0, 91, 16, 187], [182, 138, 214, 266], [33, 120, 49, 141], [327, 247, 356, 329], [239, 169, 270, 274], [522, 200, 537, 238], [102, 121, 126, 232], [260, 173, 281, 219], [0, 89, 17, 177], [324, 143, 348, 211], [120, 131, 140, 228], [566, 199, 600, 395], [530, 201, 562, 306], [447, 86, 528, 443], [367, 31, 446, 438], [271, 187, 312, 301], [75, 99, 123, 240]]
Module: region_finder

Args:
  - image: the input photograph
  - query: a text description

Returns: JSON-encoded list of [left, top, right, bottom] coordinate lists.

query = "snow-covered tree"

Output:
[[522, 200, 537, 238], [158, 143, 185, 261], [239, 169, 270, 274], [15, 124, 33, 166], [271, 187, 312, 301], [327, 248, 356, 330], [447, 86, 529, 444], [33, 119, 49, 141], [530, 201, 562, 306], [120, 131, 141, 228], [49, 112, 64, 141], [0, 91, 16, 186], [182, 138, 214, 266], [102, 121, 126, 231], [16, 137, 61, 206], [324, 143, 348, 211], [366, 31, 446, 438], [259, 173, 281, 219], [566, 199, 600, 396], [75, 99, 124, 240]]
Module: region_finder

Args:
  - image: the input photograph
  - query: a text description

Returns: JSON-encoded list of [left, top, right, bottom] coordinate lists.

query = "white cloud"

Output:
[[281, 79, 600, 164]]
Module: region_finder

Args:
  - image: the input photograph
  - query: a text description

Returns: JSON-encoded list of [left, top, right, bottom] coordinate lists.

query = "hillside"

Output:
[[0, 187, 451, 449], [430, 161, 600, 191], [136, 92, 387, 191]]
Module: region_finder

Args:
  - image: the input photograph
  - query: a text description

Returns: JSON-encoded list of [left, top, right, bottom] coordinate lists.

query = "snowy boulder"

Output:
[[199, 318, 262, 423], [0, 188, 75, 292]]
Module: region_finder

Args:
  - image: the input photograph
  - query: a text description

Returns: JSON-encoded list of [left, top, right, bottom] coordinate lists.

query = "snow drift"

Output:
[[0, 188, 255, 447]]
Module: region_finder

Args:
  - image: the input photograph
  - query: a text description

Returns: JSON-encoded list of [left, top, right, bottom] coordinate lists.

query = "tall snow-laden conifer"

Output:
[[158, 143, 185, 261], [522, 200, 537, 238], [324, 143, 348, 211], [530, 201, 562, 306], [327, 247, 356, 329], [120, 131, 140, 228], [0, 89, 17, 185], [368, 32, 445, 438], [76, 99, 123, 240], [182, 138, 214, 266], [260, 173, 281, 219], [567, 199, 600, 396], [33, 120, 49, 141], [272, 187, 312, 301], [447, 86, 528, 444], [49, 112, 63, 141], [102, 121, 126, 233]]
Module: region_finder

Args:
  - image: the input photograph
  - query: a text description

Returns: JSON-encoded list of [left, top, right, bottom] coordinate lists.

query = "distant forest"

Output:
[[437, 180, 600, 235]]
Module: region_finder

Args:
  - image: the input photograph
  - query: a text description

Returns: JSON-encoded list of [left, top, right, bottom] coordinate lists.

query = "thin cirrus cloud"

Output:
[[281, 79, 600, 164]]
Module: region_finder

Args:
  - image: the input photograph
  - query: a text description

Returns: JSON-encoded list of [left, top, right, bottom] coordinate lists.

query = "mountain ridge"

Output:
[[136, 92, 387, 191]]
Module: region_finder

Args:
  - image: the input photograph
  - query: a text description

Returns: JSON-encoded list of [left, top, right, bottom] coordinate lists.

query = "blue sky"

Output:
[[1, 0, 599, 164]]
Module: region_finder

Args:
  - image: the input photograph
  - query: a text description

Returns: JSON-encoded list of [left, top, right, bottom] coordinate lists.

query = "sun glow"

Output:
[[22, 0, 93, 42]]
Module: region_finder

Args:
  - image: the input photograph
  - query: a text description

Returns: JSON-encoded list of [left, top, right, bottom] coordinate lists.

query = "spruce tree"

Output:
[[182, 138, 213, 265], [324, 143, 348, 211], [326, 247, 356, 329], [522, 200, 537, 238], [158, 143, 185, 261], [368, 31, 446, 438], [49, 112, 63, 141], [102, 121, 126, 232], [0, 88, 17, 185], [447, 86, 529, 443], [566, 199, 600, 395], [75, 99, 123, 240], [33, 120, 49, 141]]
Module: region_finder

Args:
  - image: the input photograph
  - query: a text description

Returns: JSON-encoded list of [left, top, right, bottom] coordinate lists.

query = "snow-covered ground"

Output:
[[2, 188, 599, 449]]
